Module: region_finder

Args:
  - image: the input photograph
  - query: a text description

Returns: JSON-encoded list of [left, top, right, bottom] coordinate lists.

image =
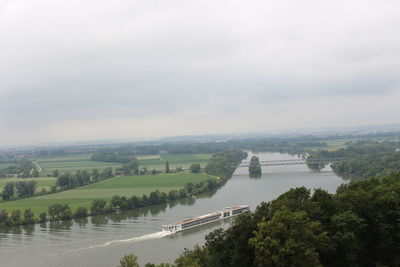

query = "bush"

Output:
[[22, 209, 35, 225], [190, 164, 201, 173], [91, 199, 107, 215]]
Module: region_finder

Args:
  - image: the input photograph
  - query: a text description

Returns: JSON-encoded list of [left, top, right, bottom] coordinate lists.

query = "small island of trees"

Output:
[[249, 156, 262, 178]]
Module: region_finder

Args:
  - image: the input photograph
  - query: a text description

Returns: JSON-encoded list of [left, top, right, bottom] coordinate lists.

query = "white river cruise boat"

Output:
[[162, 205, 250, 233]]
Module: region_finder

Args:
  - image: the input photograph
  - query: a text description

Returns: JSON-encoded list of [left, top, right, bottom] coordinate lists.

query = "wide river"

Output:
[[0, 152, 346, 267]]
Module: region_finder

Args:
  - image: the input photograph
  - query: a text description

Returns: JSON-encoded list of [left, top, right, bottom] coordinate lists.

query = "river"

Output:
[[0, 152, 346, 267]]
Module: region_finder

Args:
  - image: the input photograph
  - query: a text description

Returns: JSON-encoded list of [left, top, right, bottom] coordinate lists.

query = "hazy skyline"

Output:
[[1, 0, 400, 147]]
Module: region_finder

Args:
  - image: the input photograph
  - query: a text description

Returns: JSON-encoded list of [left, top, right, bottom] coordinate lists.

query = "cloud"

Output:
[[0, 0, 399, 146]]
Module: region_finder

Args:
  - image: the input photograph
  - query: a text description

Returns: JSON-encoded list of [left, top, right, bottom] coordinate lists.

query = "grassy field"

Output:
[[0, 177, 57, 191], [138, 153, 212, 170], [36, 153, 212, 176], [0, 172, 215, 216], [37, 154, 121, 176]]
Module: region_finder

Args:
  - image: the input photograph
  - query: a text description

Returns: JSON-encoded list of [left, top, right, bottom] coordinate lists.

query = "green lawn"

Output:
[[36, 153, 212, 176], [0, 172, 215, 216], [138, 153, 212, 170], [37, 154, 121, 176]]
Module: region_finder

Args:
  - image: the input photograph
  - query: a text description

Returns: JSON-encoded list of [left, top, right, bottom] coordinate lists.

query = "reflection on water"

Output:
[[75, 218, 89, 227], [48, 220, 73, 231], [22, 225, 35, 235]]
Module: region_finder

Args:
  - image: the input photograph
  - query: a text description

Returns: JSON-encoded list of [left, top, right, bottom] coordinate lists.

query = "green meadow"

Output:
[[37, 154, 121, 176], [35, 153, 212, 176], [138, 153, 212, 170], [0, 172, 215, 216]]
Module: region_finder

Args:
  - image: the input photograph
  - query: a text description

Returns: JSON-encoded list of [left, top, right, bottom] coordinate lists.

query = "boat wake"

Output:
[[89, 231, 171, 249], [67, 231, 172, 253]]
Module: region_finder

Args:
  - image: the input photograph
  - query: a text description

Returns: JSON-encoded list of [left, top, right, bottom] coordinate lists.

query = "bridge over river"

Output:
[[235, 158, 346, 168]]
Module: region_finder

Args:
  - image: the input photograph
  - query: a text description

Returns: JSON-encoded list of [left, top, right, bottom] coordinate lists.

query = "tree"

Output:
[[249, 156, 262, 178], [50, 185, 57, 193], [60, 207, 73, 220], [52, 169, 59, 177], [22, 209, 35, 225], [81, 170, 90, 184], [57, 173, 71, 189], [326, 211, 366, 266], [92, 169, 99, 181], [48, 203, 71, 220], [2, 182, 15, 200], [168, 189, 179, 201], [190, 164, 201, 173], [249, 209, 332, 267], [0, 209, 9, 225], [120, 159, 139, 175], [117, 254, 140, 267], [101, 167, 113, 179], [15, 180, 37, 197], [129, 195, 141, 209], [39, 212, 47, 223], [165, 161, 170, 173], [91, 199, 107, 214], [11, 210, 22, 225]]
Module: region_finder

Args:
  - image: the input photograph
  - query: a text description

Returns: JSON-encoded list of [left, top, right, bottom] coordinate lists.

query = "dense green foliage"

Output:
[[118, 254, 140, 267], [91, 152, 136, 163], [189, 163, 201, 173], [55, 166, 115, 191], [0, 158, 36, 178], [1, 180, 37, 200], [308, 141, 400, 179], [56, 170, 92, 189], [204, 150, 248, 180], [248, 156, 261, 178], [170, 172, 400, 267], [332, 152, 400, 179]]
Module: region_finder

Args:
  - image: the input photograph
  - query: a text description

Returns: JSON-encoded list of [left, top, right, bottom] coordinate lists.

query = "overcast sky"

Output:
[[1, 0, 399, 147]]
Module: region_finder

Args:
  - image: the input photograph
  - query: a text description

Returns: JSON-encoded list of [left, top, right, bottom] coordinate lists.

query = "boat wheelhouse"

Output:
[[162, 205, 250, 233]]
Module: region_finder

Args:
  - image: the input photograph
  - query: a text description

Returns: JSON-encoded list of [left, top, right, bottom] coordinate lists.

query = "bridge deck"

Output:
[[235, 158, 345, 167]]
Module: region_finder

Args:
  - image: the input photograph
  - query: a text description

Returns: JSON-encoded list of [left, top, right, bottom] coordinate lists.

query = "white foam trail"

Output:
[[65, 231, 172, 254], [88, 230, 171, 249]]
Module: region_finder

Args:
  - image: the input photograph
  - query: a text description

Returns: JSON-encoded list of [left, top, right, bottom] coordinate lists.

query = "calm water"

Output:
[[0, 153, 346, 267]]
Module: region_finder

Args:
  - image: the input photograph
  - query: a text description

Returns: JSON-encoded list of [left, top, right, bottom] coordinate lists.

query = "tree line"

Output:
[[1, 180, 37, 200], [55, 167, 113, 190], [306, 140, 400, 179], [203, 150, 248, 180], [91, 152, 137, 163], [140, 172, 400, 267], [0, 158, 37, 178]]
